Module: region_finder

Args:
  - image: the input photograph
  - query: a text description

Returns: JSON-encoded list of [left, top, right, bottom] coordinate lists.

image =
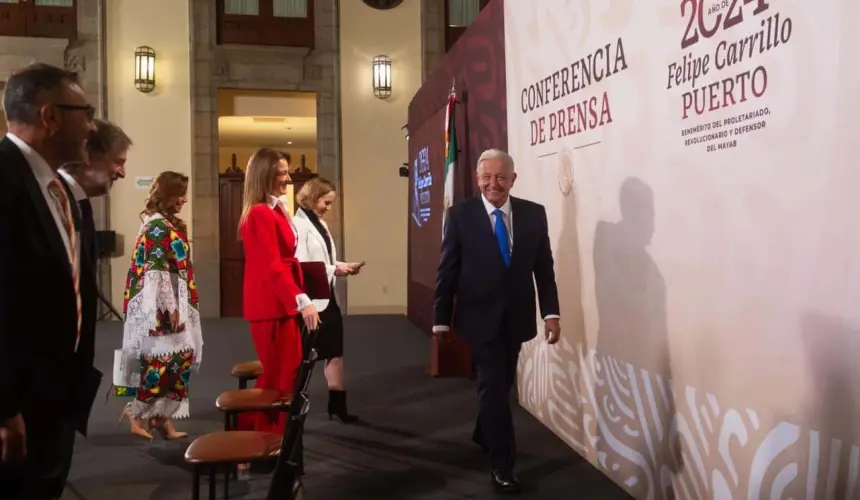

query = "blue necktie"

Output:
[[493, 209, 511, 266]]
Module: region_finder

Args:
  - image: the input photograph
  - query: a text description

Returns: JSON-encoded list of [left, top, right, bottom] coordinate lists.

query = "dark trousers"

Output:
[[0, 413, 76, 499], [470, 335, 522, 473]]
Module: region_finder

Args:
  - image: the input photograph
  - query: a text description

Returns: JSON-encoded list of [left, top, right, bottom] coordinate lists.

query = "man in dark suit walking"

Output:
[[0, 63, 100, 499], [59, 119, 132, 319], [434, 148, 561, 493], [60, 119, 131, 260]]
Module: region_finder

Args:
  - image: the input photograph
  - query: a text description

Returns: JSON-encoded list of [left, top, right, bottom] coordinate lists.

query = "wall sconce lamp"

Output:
[[134, 45, 156, 93], [401, 124, 409, 140], [372, 55, 392, 99]]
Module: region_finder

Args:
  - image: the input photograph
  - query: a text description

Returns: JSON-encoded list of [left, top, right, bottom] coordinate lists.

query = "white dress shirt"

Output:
[[268, 195, 312, 311], [7, 133, 78, 270], [58, 168, 88, 202], [432, 194, 560, 333], [482, 194, 513, 252]]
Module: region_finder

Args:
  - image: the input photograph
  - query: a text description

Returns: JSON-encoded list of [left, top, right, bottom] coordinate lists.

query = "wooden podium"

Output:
[[428, 304, 474, 378], [429, 331, 473, 378]]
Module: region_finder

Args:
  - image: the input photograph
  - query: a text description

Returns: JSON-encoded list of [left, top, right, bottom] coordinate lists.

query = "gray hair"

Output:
[[476, 148, 515, 173], [87, 118, 132, 156], [3, 63, 79, 125]]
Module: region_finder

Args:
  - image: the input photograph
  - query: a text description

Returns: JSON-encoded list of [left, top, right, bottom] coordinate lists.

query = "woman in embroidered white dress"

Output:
[[113, 171, 203, 440]]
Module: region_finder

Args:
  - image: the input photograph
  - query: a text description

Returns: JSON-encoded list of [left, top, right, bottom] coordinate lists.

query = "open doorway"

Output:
[[217, 88, 318, 317]]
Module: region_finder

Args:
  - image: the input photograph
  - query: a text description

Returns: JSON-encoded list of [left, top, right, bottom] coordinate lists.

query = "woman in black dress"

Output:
[[293, 177, 364, 422]]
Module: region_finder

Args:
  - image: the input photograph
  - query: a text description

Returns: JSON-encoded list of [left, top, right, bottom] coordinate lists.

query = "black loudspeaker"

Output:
[[95, 230, 117, 258]]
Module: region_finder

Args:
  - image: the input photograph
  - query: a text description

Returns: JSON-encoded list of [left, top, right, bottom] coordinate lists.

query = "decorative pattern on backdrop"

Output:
[[519, 336, 860, 499]]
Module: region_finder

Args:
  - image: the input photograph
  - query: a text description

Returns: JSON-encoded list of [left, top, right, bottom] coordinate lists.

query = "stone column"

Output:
[[421, 0, 446, 80]]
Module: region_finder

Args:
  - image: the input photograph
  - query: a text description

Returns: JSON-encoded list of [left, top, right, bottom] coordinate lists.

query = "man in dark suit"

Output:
[[0, 63, 100, 499], [59, 119, 132, 319], [434, 148, 561, 493], [60, 120, 131, 259]]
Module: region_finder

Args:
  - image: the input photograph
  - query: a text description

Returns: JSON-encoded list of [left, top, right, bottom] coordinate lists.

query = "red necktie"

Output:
[[47, 178, 81, 352]]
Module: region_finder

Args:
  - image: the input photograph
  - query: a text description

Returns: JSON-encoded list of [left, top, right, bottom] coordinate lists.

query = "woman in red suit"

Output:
[[237, 147, 320, 434]]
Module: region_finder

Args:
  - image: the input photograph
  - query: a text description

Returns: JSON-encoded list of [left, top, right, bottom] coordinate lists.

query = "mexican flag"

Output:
[[442, 85, 457, 234]]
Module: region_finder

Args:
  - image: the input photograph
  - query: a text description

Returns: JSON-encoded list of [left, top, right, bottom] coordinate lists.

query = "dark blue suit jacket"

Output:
[[434, 196, 560, 344]]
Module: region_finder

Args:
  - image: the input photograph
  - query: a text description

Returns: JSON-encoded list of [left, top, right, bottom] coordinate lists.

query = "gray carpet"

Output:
[[61, 315, 630, 500]]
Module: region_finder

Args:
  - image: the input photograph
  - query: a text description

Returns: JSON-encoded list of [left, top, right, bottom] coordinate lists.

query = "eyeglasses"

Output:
[[53, 103, 96, 121]]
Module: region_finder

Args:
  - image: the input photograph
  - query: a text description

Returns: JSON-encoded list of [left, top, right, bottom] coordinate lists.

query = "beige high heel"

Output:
[[149, 417, 188, 440], [119, 403, 154, 440]]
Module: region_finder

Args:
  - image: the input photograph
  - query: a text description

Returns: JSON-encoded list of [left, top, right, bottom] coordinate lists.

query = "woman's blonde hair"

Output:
[[238, 147, 289, 233], [141, 171, 189, 234], [296, 177, 336, 211]]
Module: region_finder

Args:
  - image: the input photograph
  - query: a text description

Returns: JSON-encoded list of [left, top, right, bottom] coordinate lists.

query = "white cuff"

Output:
[[432, 325, 450, 333], [543, 315, 560, 321], [296, 293, 313, 311]]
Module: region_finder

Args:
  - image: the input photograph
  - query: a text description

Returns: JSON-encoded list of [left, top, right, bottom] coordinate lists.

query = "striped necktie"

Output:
[[47, 178, 81, 352]]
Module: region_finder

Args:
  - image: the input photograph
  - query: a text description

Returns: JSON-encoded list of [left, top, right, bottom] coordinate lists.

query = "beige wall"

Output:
[[106, 0, 192, 307], [340, 0, 421, 315]]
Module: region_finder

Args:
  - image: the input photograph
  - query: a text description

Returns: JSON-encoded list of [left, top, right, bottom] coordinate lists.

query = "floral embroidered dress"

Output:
[[112, 213, 203, 420]]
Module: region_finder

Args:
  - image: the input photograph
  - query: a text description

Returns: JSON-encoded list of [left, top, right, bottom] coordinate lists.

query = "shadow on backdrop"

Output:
[[593, 178, 681, 499], [553, 173, 588, 448], [801, 312, 860, 498]]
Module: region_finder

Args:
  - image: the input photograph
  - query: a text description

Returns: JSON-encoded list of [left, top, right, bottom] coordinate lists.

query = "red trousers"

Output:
[[237, 316, 303, 434]]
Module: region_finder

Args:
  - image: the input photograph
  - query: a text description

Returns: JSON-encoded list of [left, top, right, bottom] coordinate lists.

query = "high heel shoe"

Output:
[[149, 417, 188, 440], [327, 390, 358, 423], [119, 403, 154, 440]]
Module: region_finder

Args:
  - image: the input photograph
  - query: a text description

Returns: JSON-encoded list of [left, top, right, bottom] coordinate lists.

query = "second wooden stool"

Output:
[[230, 360, 263, 389]]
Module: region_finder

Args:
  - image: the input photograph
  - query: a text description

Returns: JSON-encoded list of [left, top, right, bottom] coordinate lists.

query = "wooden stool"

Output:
[[216, 388, 291, 431], [184, 431, 280, 500], [230, 360, 263, 389]]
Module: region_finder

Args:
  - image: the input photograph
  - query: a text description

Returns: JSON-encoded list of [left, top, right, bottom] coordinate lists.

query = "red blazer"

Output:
[[240, 203, 305, 322]]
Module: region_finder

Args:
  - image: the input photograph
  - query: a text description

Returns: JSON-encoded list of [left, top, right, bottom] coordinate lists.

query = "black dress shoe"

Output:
[[491, 470, 522, 493]]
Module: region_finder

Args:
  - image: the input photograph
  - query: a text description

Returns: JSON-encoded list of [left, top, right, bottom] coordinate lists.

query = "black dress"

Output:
[[300, 208, 345, 360], [315, 286, 344, 359]]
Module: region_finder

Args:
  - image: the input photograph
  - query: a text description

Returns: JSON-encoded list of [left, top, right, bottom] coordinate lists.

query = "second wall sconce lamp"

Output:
[[372, 55, 392, 99], [134, 45, 156, 93]]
